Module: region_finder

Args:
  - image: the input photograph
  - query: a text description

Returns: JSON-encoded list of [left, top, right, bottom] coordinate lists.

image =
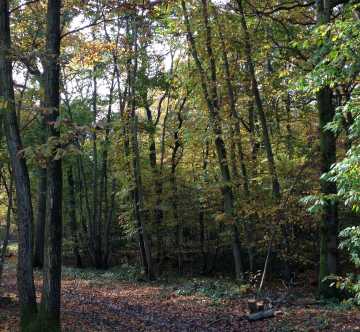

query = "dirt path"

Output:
[[1, 261, 360, 331]]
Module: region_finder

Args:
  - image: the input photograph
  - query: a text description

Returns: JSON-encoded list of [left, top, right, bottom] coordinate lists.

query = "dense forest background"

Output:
[[0, 0, 359, 331]]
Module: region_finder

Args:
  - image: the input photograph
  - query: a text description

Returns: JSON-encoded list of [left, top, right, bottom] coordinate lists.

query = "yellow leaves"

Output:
[[69, 41, 117, 69], [279, 68, 290, 79]]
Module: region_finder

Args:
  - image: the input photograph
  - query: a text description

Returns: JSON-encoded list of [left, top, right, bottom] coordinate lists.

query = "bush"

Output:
[[327, 226, 360, 305], [174, 278, 250, 302]]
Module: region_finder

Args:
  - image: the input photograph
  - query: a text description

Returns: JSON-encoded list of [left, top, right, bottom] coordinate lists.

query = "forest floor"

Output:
[[1, 256, 360, 331]]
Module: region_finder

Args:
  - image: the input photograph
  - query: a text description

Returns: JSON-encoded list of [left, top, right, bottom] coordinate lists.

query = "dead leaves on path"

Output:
[[1, 265, 360, 331]]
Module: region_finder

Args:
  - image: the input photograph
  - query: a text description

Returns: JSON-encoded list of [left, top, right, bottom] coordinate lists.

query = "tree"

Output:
[[0, 0, 37, 328], [40, 0, 63, 329]]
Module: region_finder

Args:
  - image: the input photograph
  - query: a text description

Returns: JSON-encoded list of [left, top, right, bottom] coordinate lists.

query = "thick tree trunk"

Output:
[[33, 167, 47, 269], [33, 78, 47, 270], [318, 86, 338, 297], [40, 0, 62, 330], [316, 0, 339, 299], [0, 0, 37, 328]]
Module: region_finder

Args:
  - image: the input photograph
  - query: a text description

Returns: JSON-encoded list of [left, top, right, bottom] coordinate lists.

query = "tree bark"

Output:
[[40, 0, 62, 329], [103, 178, 116, 269], [91, 67, 102, 269], [316, 0, 339, 299], [33, 77, 47, 270], [0, 174, 12, 284], [128, 18, 154, 280], [171, 108, 185, 274], [67, 167, 82, 268], [33, 167, 47, 269], [0, 0, 37, 328]]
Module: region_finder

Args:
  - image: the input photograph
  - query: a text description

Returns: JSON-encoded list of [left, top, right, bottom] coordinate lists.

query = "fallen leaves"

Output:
[[1, 262, 360, 331]]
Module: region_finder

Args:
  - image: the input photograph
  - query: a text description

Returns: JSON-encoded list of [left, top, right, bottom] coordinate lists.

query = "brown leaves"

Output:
[[1, 261, 360, 331]]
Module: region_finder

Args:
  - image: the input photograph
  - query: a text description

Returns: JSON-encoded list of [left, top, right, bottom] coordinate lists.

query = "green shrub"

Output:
[[326, 226, 360, 305], [174, 278, 250, 301]]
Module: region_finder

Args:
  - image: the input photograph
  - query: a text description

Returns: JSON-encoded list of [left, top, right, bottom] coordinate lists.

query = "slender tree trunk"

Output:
[[285, 92, 294, 158], [40, 1, 62, 330], [67, 167, 82, 268], [182, 0, 243, 279], [75, 163, 88, 243], [145, 104, 165, 266], [103, 178, 116, 269], [128, 18, 154, 279], [91, 69, 102, 269], [199, 140, 209, 274], [0, 175, 13, 284], [97, 73, 115, 269], [237, 0, 281, 200], [0, 1, 37, 327], [171, 109, 185, 274], [131, 114, 154, 279], [215, 9, 256, 271], [172, 172, 183, 274]]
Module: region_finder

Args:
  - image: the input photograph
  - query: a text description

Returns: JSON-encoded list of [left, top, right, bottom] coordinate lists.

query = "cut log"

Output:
[[256, 300, 264, 311], [247, 309, 275, 321], [248, 299, 258, 313]]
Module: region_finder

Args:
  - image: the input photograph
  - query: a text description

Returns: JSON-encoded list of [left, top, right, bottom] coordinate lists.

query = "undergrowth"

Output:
[[61, 264, 141, 282], [173, 278, 250, 302]]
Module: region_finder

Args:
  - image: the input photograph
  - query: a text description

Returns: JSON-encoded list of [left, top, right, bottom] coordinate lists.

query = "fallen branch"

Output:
[[247, 309, 275, 321]]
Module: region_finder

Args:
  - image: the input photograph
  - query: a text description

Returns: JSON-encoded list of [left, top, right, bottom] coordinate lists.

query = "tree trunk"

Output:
[[103, 178, 116, 269], [97, 73, 115, 269], [182, 0, 243, 279], [171, 108, 185, 274], [145, 104, 165, 266], [91, 68, 102, 269], [318, 86, 338, 297], [316, 0, 339, 299], [199, 141, 209, 273], [214, 9, 255, 271], [33, 167, 47, 269], [67, 167, 82, 268], [0, 175, 13, 284], [128, 18, 154, 280], [131, 114, 154, 279], [236, 0, 281, 200], [40, 0, 62, 330], [0, 0, 37, 328]]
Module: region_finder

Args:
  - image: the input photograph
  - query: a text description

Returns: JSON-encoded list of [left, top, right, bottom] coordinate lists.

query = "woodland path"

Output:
[[1, 260, 359, 331]]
